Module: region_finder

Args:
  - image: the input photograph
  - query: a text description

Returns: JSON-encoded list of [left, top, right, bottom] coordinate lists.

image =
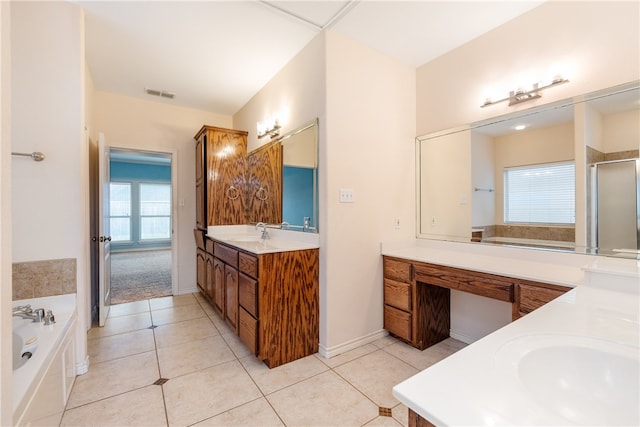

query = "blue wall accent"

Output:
[[110, 161, 171, 182], [283, 166, 314, 226]]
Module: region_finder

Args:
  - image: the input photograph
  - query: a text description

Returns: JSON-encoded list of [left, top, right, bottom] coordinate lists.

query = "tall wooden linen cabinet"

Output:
[[194, 125, 248, 229]]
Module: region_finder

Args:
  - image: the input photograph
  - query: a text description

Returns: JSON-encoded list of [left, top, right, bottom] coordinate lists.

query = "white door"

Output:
[[97, 133, 111, 326]]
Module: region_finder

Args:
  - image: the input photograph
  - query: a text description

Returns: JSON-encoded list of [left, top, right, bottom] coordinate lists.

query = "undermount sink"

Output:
[[497, 334, 639, 425]]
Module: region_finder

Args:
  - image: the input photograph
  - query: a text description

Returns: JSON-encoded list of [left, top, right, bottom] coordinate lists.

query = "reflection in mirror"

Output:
[[247, 119, 318, 232], [417, 81, 639, 258], [280, 119, 318, 232]]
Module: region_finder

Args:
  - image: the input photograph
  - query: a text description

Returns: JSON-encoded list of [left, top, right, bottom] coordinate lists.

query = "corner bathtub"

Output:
[[13, 293, 77, 426]]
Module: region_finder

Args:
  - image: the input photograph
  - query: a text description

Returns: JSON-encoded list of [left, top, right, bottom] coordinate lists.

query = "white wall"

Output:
[[602, 109, 640, 153], [10, 0, 89, 375], [233, 32, 326, 153], [323, 30, 415, 352], [92, 91, 232, 296], [416, 1, 640, 135], [11, 2, 84, 263], [234, 30, 416, 354], [0, 1, 12, 423]]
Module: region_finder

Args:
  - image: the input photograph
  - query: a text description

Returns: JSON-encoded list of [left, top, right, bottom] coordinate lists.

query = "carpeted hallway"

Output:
[[110, 249, 172, 305]]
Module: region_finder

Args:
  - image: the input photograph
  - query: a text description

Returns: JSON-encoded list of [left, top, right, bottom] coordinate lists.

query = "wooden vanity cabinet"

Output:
[[383, 255, 570, 350], [212, 240, 319, 368], [194, 125, 248, 227], [512, 281, 571, 320]]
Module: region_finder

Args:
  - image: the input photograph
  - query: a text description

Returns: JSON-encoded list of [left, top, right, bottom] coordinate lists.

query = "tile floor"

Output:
[[61, 293, 467, 427]]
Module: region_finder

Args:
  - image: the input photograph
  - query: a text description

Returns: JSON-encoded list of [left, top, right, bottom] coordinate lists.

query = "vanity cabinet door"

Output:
[[196, 248, 206, 294], [247, 141, 282, 224], [205, 252, 215, 302], [225, 264, 239, 332], [213, 257, 225, 315]]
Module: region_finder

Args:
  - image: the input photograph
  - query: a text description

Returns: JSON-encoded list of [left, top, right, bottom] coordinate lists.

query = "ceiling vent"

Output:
[[145, 88, 176, 99]]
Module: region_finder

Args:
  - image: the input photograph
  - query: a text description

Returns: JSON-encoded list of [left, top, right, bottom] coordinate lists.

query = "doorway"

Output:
[[108, 149, 173, 304], [91, 146, 178, 323]]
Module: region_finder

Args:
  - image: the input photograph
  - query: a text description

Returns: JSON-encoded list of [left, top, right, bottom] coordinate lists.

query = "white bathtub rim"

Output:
[[12, 293, 76, 419]]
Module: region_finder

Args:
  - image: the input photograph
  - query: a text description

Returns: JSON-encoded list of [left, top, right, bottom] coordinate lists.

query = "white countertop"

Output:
[[389, 239, 640, 426], [381, 239, 596, 287], [207, 225, 319, 254]]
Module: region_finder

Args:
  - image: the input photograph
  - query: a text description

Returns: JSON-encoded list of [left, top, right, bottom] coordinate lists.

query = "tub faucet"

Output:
[[255, 222, 269, 240], [13, 305, 45, 322]]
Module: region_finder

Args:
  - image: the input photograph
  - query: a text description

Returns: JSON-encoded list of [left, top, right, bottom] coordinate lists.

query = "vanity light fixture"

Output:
[[257, 118, 281, 139], [481, 76, 569, 108]]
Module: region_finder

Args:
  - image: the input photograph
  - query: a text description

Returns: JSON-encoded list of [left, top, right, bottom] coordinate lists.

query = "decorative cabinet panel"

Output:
[[194, 125, 248, 228], [209, 240, 319, 368], [247, 142, 282, 224]]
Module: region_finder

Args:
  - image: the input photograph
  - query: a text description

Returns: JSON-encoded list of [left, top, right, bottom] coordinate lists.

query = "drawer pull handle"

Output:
[[255, 186, 268, 201], [226, 185, 240, 200]]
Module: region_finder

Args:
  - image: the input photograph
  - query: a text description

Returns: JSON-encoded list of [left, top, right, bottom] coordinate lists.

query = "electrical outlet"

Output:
[[339, 188, 354, 203], [394, 218, 400, 229]]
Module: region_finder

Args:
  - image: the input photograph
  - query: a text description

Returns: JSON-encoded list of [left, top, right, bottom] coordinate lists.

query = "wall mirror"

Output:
[[247, 118, 318, 232], [417, 81, 639, 258]]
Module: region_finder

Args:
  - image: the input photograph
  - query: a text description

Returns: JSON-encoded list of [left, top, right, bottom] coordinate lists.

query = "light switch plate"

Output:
[[339, 188, 354, 203]]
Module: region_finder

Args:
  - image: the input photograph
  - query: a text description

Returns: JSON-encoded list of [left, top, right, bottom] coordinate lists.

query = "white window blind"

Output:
[[109, 183, 131, 241], [504, 162, 575, 224], [140, 183, 171, 240]]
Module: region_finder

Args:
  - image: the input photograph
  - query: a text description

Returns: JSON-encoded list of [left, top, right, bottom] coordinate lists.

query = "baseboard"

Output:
[[175, 286, 198, 295], [318, 329, 389, 359], [449, 330, 477, 345], [76, 355, 90, 375]]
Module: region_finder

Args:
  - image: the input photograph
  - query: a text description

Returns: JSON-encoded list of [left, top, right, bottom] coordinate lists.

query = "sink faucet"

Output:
[[13, 304, 45, 322], [256, 222, 269, 240]]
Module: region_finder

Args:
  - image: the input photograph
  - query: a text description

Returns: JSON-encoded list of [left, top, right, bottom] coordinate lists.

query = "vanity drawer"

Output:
[[384, 305, 412, 342], [214, 242, 238, 268], [384, 257, 412, 283], [238, 273, 258, 318], [516, 282, 571, 317], [414, 263, 513, 303], [384, 279, 412, 311], [238, 307, 258, 355], [239, 252, 258, 278]]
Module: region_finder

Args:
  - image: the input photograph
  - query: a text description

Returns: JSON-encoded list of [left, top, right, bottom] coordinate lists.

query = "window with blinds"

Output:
[[504, 161, 575, 224]]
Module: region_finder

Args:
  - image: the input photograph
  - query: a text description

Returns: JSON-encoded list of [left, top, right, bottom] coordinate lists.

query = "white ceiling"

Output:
[[77, 0, 544, 115]]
